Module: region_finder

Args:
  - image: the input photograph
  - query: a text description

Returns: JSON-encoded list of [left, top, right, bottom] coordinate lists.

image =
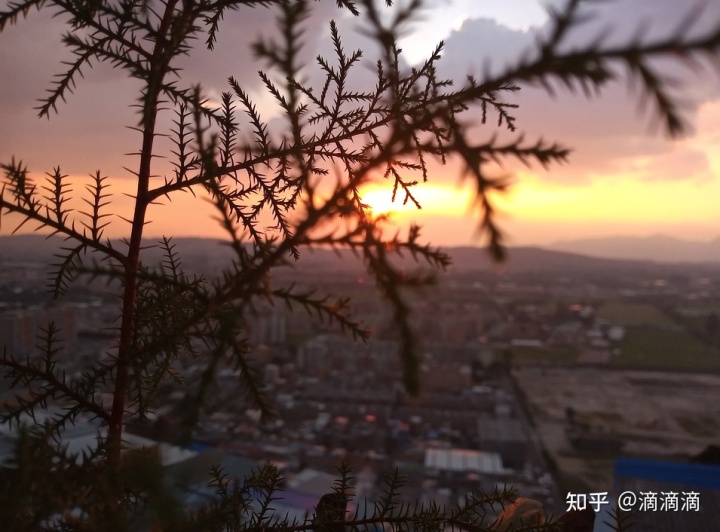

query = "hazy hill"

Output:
[[548, 234, 720, 263], [4, 234, 720, 280]]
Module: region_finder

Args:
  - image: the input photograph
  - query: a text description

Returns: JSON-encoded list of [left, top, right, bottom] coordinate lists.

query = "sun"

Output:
[[359, 187, 413, 217], [358, 182, 480, 220]]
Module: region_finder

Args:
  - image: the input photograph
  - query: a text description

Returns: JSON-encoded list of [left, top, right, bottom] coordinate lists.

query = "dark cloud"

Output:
[[555, 0, 720, 48], [0, 11, 137, 175], [0, 3, 342, 176], [435, 17, 537, 80], [176, 2, 343, 97], [2, 1, 719, 187]]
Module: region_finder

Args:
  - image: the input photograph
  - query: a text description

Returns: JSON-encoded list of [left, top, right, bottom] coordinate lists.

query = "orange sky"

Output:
[[84, 99, 720, 247], [2, 1, 720, 248]]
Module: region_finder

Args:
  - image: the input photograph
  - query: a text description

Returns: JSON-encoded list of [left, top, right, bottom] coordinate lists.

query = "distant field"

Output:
[[511, 346, 578, 364], [596, 301, 675, 327], [615, 325, 720, 369]]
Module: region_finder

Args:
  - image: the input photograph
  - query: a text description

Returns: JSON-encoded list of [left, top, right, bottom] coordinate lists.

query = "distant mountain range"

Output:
[[2, 234, 720, 277], [547, 235, 720, 263]]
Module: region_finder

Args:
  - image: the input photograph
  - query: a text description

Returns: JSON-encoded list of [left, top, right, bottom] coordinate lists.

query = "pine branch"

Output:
[[271, 285, 371, 342], [81, 170, 113, 241], [0, 323, 111, 429], [603, 503, 635, 531], [167, 100, 203, 187], [0, 159, 126, 265], [0, 0, 45, 31], [4, 0, 720, 525], [49, 242, 86, 299]]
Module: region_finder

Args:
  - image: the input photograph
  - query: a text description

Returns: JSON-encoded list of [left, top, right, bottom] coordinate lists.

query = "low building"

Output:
[[424, 447, 505, 475], [477, 415, 529, 470]]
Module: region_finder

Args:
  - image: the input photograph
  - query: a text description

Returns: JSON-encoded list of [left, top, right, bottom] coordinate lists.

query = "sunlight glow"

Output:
[[360, 188, 415, 216], [496, 169, 720, 226], [359, 183, 474, 217]]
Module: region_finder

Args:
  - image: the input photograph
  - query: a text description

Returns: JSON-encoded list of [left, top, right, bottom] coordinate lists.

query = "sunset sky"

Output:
[[2, 0, 720, 247]]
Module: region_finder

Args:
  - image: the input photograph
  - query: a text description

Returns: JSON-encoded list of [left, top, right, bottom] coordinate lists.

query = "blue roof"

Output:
[[614, 457, 720, 491], [188, 440, 212, 452]]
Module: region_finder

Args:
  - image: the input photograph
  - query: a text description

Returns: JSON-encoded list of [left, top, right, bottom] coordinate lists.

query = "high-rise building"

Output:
[[0, 304, 77, 360]]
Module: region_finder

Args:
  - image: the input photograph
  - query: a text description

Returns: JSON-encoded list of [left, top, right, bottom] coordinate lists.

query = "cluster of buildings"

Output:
[[3, 247, 720, 528]]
